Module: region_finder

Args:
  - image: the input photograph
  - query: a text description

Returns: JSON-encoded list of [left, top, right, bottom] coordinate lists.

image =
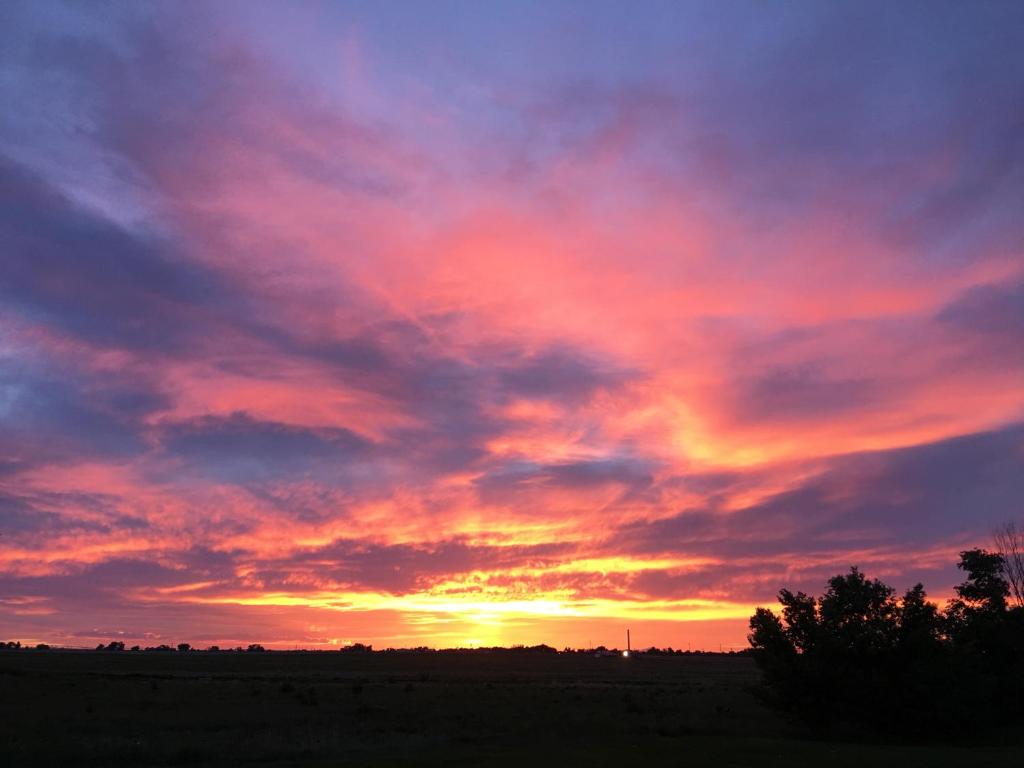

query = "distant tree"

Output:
[[246, 644, 266, 653], [994, 522, 1024, 608], [177, 643, 191, 653], [130, 645, 140, 652], [340, 643, 372, 653], [529, 644, 558, 654], [35, 643, 49, 650], [207, 645, 220, 652]]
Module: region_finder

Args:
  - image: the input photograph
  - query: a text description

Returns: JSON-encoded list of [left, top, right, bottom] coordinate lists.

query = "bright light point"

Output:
[[622, 650, 630, 658]]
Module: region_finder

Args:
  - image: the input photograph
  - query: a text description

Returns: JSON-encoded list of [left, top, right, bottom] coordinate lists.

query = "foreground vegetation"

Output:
[[749, 546, 1024, 736], [1, 648, 1021, 766]]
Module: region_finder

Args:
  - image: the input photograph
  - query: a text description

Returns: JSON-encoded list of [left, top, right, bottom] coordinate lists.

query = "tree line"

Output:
[[92, 642, 268, 652]]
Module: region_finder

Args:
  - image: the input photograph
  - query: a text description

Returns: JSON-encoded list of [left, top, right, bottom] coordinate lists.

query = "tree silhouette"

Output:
[[339, 643, 372, 653], [749, 550, 1023, 736], [897, 583, 940, 651], [954, 549, 1008, 611], [993, 522, 1024, 608]]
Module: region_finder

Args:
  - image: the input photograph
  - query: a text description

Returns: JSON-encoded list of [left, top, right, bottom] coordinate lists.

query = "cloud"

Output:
[[0, 361, 164, 470], [0, 489, 146, 538], [475, 457, 654, 501], [496, 347, 631, 404], [0, 155, 230, 351], [936, 278, 1024, 363], [157, 412, 371, 482], [253, 537, 573, 594], [728, 364, 879, 424], [0, 547, 239, 606], [616, 422, 1024, 566]]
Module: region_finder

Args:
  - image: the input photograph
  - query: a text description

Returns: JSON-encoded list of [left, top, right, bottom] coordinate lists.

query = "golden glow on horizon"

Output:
[[157, 588, 755, 624]]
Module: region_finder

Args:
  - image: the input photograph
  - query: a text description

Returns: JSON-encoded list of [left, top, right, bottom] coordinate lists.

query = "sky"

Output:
[[0, 0, 1022, 651]]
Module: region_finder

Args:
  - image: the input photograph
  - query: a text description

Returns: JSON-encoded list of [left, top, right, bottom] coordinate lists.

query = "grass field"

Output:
[[0, 649, 1019, 766]]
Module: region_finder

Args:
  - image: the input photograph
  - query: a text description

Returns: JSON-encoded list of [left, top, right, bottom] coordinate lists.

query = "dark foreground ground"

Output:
[[1, 650, 1020, 767]]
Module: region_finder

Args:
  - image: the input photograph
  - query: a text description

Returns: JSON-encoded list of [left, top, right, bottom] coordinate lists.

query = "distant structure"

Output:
[[623, 629, 631, 658]]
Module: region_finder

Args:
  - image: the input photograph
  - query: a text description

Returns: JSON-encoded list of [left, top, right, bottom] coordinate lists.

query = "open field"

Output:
[[0, 650, 1020, 767]]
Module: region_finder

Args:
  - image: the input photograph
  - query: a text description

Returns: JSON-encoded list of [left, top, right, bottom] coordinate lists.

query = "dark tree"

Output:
[[993, 522, 1024, 608], [818, 568, 898, 655], [340, 642, 372, 653], [749, 551, 1024, 737], [777, 589, 818, 652], [897, 584, 941, 651], [954, 549, 1008, 612]]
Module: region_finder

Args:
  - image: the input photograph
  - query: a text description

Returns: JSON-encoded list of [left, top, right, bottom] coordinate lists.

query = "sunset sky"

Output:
[[1, 1, 1022, 651]]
